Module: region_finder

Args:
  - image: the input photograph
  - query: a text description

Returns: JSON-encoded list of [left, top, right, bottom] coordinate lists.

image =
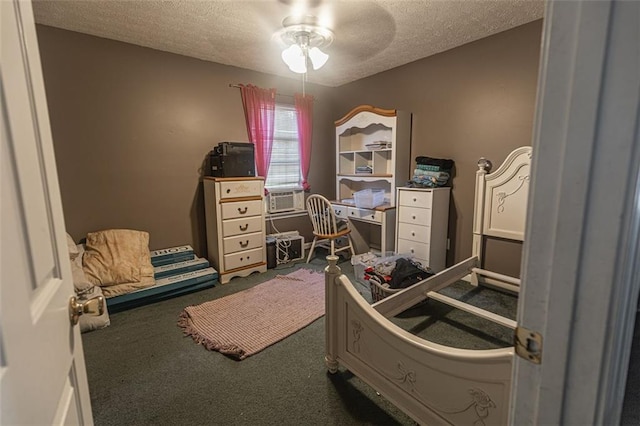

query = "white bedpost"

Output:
[[325, 255, 341, 373], [471, 158, 491, 286]]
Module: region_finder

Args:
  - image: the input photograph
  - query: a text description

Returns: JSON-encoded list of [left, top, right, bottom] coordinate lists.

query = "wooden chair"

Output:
[[305, 194, 356, 263]]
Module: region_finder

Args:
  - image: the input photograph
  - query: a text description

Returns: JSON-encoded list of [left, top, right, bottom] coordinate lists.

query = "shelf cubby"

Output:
[[335, 106, 411, 207]]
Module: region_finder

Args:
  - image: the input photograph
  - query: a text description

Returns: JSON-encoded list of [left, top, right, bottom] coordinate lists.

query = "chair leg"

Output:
[[330, 239, 335, 256], [306, 237, 318, 263]]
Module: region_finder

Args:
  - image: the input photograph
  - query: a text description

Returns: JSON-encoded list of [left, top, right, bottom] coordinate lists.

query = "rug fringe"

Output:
[[178, 311, 247, 360], [275, 270, 324, 282]]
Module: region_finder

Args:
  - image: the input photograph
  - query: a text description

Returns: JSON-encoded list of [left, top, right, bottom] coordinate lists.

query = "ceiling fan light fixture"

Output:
[[281, 44, 307, 73], [275, 15, 334, 74], [308, 47, 329, 70]]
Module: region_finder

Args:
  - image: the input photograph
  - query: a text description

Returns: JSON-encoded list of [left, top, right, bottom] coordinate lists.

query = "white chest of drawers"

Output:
[[395, 187, 450, 272], [204, 177, 267, 283]]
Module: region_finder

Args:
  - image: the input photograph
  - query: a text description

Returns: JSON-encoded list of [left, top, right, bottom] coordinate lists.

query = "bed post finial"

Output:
[[477, 157, 492, 173], [325, 255, 341, 275]]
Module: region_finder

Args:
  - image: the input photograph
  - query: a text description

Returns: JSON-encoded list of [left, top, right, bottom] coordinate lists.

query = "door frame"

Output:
[[511, 0, 640, 424]]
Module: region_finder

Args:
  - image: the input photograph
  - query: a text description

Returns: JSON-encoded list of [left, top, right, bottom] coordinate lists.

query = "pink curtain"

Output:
[[239, 84, 276, 181], [294, 93, 314, 191]]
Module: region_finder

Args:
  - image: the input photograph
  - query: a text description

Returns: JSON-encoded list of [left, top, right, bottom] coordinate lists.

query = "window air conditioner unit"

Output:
[[267, 190, 305, 213]]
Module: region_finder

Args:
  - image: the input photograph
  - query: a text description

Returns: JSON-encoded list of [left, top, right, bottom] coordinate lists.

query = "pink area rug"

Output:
[[178, 268, 325, 360]]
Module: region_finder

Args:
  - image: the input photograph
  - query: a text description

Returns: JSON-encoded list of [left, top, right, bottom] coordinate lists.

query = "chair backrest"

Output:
[[306, 194, 341, 237]]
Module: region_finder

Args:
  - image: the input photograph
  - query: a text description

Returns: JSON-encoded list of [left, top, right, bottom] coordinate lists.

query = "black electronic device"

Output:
[[208, 142, 255, 177]]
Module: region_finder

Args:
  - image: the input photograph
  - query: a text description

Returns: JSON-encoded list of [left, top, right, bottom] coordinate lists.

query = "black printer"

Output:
[[208, 142, 255, 177]]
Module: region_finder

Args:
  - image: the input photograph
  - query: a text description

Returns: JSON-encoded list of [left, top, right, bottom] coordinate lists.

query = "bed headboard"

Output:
[[472, 146, 532, 261]]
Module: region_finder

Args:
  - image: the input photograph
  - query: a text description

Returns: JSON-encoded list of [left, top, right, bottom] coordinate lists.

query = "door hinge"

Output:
[[515, 326, 543, 364]]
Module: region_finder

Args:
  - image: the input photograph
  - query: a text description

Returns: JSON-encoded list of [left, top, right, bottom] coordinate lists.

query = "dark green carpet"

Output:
[[81, 253, 517, 425]]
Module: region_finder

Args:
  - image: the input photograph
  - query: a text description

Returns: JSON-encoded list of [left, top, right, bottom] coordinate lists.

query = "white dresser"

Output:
[[395, 187, 450, 272], [204, 177, 267, 284]]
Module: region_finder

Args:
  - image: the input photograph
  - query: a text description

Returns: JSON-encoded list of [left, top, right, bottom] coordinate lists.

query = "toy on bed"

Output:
[[324, 146, 531, 425]]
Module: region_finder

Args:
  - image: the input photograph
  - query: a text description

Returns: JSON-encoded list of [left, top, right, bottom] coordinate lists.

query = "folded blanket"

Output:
[[413, 170, 450, 180], [415, 164, 441, 172], [410, 170, 451, 187], [415, 156, 454, 170]]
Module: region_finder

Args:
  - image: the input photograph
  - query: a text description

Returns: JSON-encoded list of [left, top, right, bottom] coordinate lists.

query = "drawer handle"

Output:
[[239, 224, 249, 231], [411, 232, 416, 236], [226, 189, 231, 194], [410, 249, 415, 253], [412, 215, 416, 220], [413, 197, 417, 202], [239, 240, 249, 248], [238, 207, 248, 214]]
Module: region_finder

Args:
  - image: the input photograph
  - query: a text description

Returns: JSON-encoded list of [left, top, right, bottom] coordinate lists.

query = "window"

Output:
[[265, 104, 301, 190]]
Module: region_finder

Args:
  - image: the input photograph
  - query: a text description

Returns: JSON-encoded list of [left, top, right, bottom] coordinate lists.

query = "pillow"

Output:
[[71, 244, 94, 294], [82, 229, 153, 287], [66, 233, 79, 260]]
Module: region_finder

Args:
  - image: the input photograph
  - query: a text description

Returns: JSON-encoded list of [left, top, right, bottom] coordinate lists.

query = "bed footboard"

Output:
[[325, 256, 513, 425]]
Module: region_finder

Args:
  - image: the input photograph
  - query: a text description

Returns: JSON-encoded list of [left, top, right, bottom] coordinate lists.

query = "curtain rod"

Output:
[[228, 84, 295, 99], [228, 84, 318, 101]]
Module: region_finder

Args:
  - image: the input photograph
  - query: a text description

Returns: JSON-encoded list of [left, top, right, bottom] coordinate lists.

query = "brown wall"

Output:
[[332, 20, 543, 275], [36, 25, 336, 256], [37, 21, 542, 275]]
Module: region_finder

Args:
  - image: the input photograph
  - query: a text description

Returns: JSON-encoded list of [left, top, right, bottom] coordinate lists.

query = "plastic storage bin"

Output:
[[354, 188, 385, 209]]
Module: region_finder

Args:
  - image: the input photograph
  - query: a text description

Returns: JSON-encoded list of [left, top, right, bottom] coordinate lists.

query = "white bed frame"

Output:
[[324, 146, 532, 425]]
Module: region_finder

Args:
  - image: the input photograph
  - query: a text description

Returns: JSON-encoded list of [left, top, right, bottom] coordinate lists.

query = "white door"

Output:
[[1, 0, 93, 424], [511, 0, 640, 424]]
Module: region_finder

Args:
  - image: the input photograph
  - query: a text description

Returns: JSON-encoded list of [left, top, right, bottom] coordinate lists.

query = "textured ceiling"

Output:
[[32, 0, 545, 87]]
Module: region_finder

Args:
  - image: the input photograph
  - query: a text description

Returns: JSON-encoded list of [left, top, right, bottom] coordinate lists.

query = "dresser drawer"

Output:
[[397, 238, 430, 263], [222, 216, 263, 237], [398, 222, 431, 243], [221, 199, 263, 220], [223, 231, 263, 255], [398, 206, 432, 226], [399, 189, 433, 208], [224, 247, 263, 271], [347, 207, 382, 223], [219, 180, 263, 199]]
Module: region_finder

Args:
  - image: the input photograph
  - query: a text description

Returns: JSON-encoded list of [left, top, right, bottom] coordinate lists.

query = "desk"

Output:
[[331, 202, 396, 254]]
